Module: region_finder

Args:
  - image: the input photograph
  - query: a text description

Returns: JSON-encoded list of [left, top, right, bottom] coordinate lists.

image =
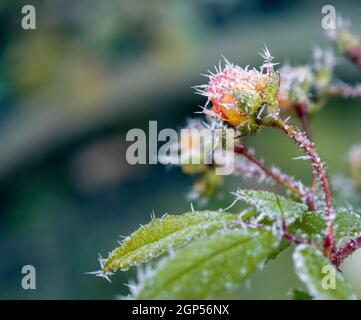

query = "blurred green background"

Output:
[[0, 0, 361, 299]]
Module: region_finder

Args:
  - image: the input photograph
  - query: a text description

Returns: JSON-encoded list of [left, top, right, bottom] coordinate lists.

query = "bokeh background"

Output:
[[0, 0, 361, 299]]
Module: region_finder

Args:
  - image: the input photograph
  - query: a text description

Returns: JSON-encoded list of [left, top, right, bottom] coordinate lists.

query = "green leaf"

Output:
[[292, 289, 312, 300], [335, 210, 361, 240], [290, 212, 325, 243], [135, 228, 280, 299], [234, 189, 308, 224], [103, 211, 237, 272], [293, 245, 357, 300], [292, 210, 361, 242]]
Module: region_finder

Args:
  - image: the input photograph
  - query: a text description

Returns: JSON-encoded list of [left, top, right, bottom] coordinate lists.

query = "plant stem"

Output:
[[234, 218, 308, 245], [294, 103, 319, 196], [327, 82, 361, 98], [272, 116, 336, 258], [294, 103, 312, 140], [332, 236, 361, 268], [281, 220, 310, 245], [234, 144, 317, 211]]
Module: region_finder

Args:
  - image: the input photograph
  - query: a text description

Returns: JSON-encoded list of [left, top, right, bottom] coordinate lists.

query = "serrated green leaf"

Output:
[[136, 228, 280, 299], [335, 210, 361, 240], [103, 211, 237, 272], [292, 210, 361, 242], [291, 211, 324, 238], [235, 189, 308, 224], [293, 245, 357, 300]]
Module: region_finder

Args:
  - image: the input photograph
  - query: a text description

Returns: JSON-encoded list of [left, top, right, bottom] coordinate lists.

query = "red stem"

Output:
[[273, 117, 336, 258], [294, 103, 319, 195], [332, 236, 361, 268], [234, 219, 308, 245], [294, 103, 312, 141], [282, 220, 310, 245], [234, 144, 317, 211]]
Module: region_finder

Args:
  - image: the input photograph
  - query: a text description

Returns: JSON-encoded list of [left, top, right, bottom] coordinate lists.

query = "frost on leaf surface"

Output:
[[293, 244, 357, 300], [234, 189, 308, 224], [135, 228, 280, 299], [103, 211, 237, 272], [292, 210, 361, 243], [335, 210, 361, 240]]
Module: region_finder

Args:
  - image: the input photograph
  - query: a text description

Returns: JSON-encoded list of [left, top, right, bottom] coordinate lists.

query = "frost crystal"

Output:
[[86, 254, 114, 282], [194, 49, 279, 132]]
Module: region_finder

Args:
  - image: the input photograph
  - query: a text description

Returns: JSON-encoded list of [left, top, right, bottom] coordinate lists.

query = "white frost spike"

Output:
[[259, 46, 273, 61], [85, 254, 114, 282], [259, 45, 279, 72], [293, 155, 312, 161], [221, 198, 239, 212], [190, 202, 195, 212]]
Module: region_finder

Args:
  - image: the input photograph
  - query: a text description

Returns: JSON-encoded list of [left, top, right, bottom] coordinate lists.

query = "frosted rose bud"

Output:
[[312, 47, 334, 96], [278, 65, 314, 111], [278, 48, 334, 115], [328, 17, 361, 66], [328, 23, 360, 54], [179, 120, 212, 175], [195, 49, 280, 135]]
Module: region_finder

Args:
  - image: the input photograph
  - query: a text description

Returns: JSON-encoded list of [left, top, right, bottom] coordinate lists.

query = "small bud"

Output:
[[195, 48, 280, 135], [278, 65, 314, 112], [332, 27, 359, 55], [312, 47, 335, 93], [278, 48, 335, 115], [327, 17, 361, 67], [179, 119, 210, 175], [174, 118, 234, 176]]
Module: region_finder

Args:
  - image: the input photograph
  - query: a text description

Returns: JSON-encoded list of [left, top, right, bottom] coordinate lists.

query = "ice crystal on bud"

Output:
[[86, 254, 114, 282], [327, 16, 360, 59], [327, 16, 351, 41], [195, 50, 279, 134], [259, 46, 274, 63], [278, 64, 314, 110], [259, 45, 279, 73], [278, 48, 334, 114]]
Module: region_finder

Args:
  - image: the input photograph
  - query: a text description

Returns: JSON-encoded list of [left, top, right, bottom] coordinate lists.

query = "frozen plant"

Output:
[[94, 17, 361, 300]]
